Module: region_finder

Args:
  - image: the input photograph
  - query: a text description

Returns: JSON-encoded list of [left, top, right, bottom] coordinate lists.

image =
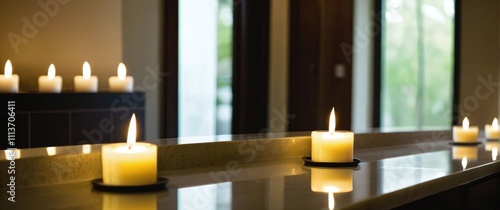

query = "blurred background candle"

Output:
[[74, 61, 98, 92], [38, 64, 62, 93], [485, 118, 500, 139], [452, 117, 478, 143], [0, 60, 19, 93], [101, 114, 157, 186], [311, 108, 354, 162], [109, 63, 133, 92]]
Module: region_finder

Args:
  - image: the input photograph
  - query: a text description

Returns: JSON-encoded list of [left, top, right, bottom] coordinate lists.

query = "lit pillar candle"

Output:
[[38, 64, 62, 93], [311, 108, 354, 162], [74, 61, 98, 92], [452, 146, 478, 160], [452, 117, 478, 143], [109, 63, 134, 92], [485, 118, 500, 139], [102, 114, 157, 186], [0, 60, 19, 93]]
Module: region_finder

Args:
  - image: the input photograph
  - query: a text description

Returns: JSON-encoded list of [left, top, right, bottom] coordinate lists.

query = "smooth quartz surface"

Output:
[[2, 140, 499, 210]]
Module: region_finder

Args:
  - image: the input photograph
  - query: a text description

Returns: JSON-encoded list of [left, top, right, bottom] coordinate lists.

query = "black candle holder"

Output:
[[302, 157, 361, 167], [91, 177, 168, 192], [448, 141, 481, 146]]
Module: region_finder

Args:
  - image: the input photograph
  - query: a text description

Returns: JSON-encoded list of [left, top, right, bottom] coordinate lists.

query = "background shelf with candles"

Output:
[[3, 60, 135, 93], [0, 92, 145, 150]]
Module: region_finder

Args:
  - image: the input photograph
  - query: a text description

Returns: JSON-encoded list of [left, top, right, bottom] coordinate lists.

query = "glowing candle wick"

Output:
[[127, 114, 137, 149], [462, 117, 469, 130], [329, 108, 336, 135], [48, 64, 56, 80], [118, 63, 126, 80], [4, 60, 12, 79]]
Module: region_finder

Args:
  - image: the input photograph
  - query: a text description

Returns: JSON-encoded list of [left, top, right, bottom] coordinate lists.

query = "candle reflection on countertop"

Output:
[[102, 193, 157, 210]]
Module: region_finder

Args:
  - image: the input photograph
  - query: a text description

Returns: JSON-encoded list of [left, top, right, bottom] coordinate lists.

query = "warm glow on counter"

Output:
[[46, 147, 56, 156]]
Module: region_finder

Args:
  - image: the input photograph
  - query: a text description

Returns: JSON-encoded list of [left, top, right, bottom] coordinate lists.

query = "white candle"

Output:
[[74, 61, 98, 92], [0, 60, 19, 93], [109, 63, 133, 92], [485, 118, 500, 139], [311, 108, 354, 162], [38, 64, 62, 93], [102, 114, 157, 186], [452, 117, 478, 143]]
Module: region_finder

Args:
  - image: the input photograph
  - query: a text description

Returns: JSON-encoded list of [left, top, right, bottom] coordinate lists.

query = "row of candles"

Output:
[[0, 60, 134, 93], [453, 117, 500, 142]]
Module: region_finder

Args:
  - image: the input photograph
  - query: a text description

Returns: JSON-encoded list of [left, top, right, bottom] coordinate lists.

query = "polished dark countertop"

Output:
[[2, 138, 499, 210]]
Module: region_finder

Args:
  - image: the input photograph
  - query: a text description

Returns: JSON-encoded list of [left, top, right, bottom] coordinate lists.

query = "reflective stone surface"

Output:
[[2, 139, 499, 209]]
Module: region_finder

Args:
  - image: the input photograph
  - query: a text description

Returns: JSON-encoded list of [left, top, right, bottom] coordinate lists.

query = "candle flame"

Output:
[[82, 144, 91, 154], [328, 192, 335, 210], [329, 107, 336, 134], [493, 148, 498, 161], [83, 61, 91, 79], [4, 60, 12, 78], [462, 117, 469, 130], [118, 63, 126, 80], [461, 157, 467, 170], [48, 64, 56, 80], [493, 118, 498, 130], [127, 113, 137, 148], [47, 147, 56, 156]]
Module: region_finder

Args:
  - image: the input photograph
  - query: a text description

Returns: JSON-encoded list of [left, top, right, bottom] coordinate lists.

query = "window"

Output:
[[178, 0, 233, 137], [380, 0, 455, 130]]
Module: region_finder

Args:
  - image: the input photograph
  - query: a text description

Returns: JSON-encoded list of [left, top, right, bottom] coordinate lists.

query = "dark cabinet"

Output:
[[0, 92, 145, 149]]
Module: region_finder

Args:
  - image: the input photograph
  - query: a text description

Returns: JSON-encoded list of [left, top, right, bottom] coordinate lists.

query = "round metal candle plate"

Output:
[[302, 157, 361, 167], [91, 177, 168, 192], [448, 141, 481, 146]]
